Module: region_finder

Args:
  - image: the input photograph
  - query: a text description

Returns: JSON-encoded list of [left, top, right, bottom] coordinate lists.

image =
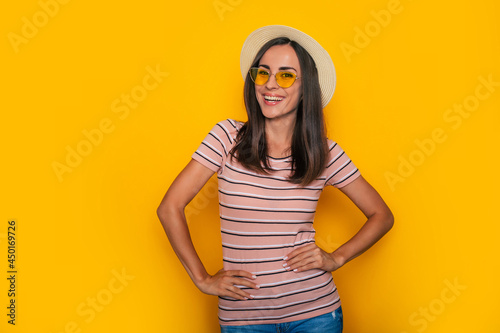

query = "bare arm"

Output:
[[157, 159, 259, 300], [284, 175, 394, 272], [331, 175, 394, 266]]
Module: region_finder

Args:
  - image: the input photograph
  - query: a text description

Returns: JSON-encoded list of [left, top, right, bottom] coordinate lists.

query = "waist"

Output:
[[218, 269, 339, 325]]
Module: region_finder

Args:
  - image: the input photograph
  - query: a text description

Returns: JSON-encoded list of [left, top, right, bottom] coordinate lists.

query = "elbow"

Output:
[[156, 204, 165, 219], [384, 209, 395, 233], [156, 201, 178, 234], [156, 196, 184, 220], [369, 204, 394, 234], [157, 201, 173, 220], [156, 200, 167, 218]]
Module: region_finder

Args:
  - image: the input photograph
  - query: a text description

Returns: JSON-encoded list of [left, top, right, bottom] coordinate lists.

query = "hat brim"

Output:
[[240, 25, 336, 108]]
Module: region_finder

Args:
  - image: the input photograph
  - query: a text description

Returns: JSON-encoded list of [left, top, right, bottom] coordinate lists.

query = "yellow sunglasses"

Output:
[[249, 67, 300, 88]]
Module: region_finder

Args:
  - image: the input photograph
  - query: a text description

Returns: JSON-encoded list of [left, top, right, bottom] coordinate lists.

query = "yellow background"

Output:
[[1, 0, 499, 332]]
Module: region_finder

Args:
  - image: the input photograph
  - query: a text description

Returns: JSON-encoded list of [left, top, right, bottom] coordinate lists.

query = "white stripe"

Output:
[[220, 292, 339, 311], [256, 270, 325, 288], [203, 140, 222, 155], [221, 228, 300, 236], [327, 159, 351, 182], [227, 163, 290, 181], [334, 168, 358, 185], [220, 214, 313, 223], [337, 159, 350, 171], [223, 255, 284, 262], [219, 294, 339, 321], [253, 267, 285, 275], [221, 202, 315, 213], [195, 151, 220, 167], [265, 165, 291, 171], [250, 277, 332, 299], [219, 189, 319, 200], [327, 150, 344, 166], [232, 268, 286, 288], [209, 130, 227, 154], [326, 159, 351, 185], [222, 238, 313, 249], [218, 122, 233, 144], [229, 271, 327, 290], [226, 119, 244, 136], [218, 175, 323, 191]]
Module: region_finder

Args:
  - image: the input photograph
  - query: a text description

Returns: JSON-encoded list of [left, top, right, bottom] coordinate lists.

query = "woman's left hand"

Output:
[[284, 176, 394, 274], [283, 243, 344, 273]]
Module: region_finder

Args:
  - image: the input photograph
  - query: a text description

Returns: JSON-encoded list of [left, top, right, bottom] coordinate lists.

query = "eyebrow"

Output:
[[259, 64, 298, 72]]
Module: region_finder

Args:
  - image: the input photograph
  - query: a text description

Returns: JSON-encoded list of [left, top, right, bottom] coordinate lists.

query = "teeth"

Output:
[[264, 95, 283, 101]]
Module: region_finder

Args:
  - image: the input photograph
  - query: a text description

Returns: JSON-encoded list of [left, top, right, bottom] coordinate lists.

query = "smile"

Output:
[[263, 95, 284, 105], [264, 95, 284, 101]]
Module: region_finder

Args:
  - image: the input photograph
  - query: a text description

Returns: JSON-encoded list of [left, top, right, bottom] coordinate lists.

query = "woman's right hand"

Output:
[[197, 269, 260, 300]]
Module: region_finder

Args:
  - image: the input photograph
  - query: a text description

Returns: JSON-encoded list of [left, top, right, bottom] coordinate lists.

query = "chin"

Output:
[[260, 106, 295, 120]]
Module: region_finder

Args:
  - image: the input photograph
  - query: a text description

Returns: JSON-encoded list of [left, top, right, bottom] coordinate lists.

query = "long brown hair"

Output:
[[230, 37, 329, 187]]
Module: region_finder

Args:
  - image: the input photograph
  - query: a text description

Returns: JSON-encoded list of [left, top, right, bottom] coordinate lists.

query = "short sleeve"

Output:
[[191, 119, 236, 174], [324, 141, 361, 188]]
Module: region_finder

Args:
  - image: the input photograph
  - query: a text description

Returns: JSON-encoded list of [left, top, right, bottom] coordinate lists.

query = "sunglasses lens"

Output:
[[249, 68, 270, 85], [249, 68, 297, 88], [276, 72, 296, 88]]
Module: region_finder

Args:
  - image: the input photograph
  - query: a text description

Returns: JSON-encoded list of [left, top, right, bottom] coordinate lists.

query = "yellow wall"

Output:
[[1, 0, 499, 332]]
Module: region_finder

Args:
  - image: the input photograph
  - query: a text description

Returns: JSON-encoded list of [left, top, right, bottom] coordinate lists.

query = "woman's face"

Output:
[[254, 44, 303, 121]]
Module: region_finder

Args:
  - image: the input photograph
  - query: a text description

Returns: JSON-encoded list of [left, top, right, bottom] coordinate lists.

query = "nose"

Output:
[[265, 73, 279, 89]]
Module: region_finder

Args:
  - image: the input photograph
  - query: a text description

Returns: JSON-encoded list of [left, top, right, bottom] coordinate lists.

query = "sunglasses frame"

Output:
[[248, 67, 301, 88]]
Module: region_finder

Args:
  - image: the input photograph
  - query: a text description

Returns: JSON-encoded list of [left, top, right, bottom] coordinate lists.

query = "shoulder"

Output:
[[324, 137, 352, 162], [211, 118, 245, 145], [326, 138, 336, 147], [323, 137, 361, 187], [221, 118, 245, 135], [326, 138, 340, 154]]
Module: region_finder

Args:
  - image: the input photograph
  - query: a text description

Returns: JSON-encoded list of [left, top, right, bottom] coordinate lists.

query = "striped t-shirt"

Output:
[[191, 118, 361, 326]]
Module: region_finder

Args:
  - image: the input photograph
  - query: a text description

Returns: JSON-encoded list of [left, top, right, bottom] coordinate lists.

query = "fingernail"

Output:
[[283, 256, 288, 260], [256, 284, 260, 289], [250, 295, 255, 299], [252, 275, 257, 279], [282, 263, 287, 267], [293, 269, 298, 272], [285, 266, 290, 270]]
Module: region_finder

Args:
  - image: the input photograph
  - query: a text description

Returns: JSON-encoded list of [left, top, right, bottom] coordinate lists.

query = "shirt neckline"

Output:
[[267, 154, 292, 160]]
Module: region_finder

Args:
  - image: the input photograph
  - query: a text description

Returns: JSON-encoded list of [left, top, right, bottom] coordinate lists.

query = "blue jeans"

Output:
[[220, 306, 343, 333]]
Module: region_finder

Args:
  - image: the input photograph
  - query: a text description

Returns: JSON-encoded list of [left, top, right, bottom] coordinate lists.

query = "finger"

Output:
[[293, 262, 322, 272], [228, 270, 257, 280], [288, 256, 319, 271], [284, 243, 315, 260], [226, 285, 254, 300], [284, 250, 315, 267], [285, 247, 319, 267], [232, 277, 260, 290], [286, 252, 317, 270], [227, 270, 259, 289]]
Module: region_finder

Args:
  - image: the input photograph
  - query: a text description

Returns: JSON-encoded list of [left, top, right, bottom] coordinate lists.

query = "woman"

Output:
[[157, 25, 394, 332]]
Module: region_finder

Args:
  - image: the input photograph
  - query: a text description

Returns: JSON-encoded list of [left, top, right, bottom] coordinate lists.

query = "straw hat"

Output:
[[240, 25, 336, 108]]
